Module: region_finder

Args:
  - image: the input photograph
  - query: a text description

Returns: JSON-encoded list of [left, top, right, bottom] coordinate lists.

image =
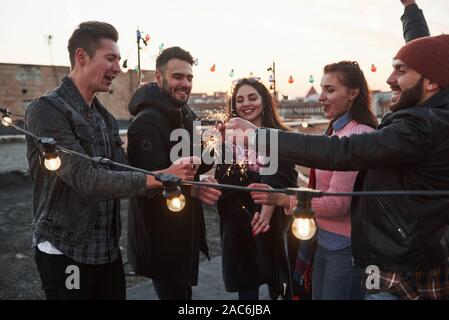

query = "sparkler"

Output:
[[200, 107, 230, 125], [201, 131, 222, 159]]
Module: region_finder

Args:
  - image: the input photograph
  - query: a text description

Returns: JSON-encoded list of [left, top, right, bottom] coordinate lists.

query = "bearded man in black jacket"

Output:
[[226, 34, 449, 300], [126, 47, 219, 299]]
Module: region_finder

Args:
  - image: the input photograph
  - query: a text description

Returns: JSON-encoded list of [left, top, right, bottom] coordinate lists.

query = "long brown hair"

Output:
[[230, 78, 291, 131], [323, 61, 378, 129]]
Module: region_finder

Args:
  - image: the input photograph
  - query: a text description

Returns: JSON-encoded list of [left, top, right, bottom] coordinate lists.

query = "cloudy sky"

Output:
[[1, 0, 448, 97]]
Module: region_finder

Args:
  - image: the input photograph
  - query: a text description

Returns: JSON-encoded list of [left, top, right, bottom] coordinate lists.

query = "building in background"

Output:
[[0, 63, 155, 134], [188, 91, 229, 118]]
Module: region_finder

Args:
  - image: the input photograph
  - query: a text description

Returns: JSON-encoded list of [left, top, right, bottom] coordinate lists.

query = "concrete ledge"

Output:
[[0, 135, 26, 144]]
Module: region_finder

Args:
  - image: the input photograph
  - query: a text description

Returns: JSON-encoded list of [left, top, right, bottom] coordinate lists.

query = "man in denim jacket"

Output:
[[25, 21, 197, 300]]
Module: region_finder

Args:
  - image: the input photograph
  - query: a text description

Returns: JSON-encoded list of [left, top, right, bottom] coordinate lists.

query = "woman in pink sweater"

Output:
[[250, 61, 378, 299]]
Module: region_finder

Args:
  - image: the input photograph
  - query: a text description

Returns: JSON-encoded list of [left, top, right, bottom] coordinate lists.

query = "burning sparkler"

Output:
[[200, 107, 230, 125], [202, 131, 222, 159]]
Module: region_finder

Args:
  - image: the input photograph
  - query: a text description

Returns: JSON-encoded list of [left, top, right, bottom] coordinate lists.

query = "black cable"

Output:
[[4, 113, 449, 198], [323, 190, 449, 197], [0, 107, 24, 117], [58, 146, 159, 178], [2, 119, 40, 140]]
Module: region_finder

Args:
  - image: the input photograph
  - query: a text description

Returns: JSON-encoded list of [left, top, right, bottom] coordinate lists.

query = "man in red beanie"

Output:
[[388, 34, 449, 113], [224, 33, 449, 299]]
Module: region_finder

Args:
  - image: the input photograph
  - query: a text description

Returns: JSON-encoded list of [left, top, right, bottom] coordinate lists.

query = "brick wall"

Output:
[[0, 63, 154, 121]]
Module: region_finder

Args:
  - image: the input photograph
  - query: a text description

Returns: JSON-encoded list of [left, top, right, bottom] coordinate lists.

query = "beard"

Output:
[[389, 77, 424, 112], [161, 78, 189, 107]]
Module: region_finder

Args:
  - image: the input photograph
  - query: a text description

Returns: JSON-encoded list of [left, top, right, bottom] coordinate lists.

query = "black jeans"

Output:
[[34, 248, 125, 300], [152, 279, 192, 300]]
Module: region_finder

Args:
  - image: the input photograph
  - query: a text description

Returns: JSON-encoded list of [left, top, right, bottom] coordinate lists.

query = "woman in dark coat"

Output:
[[203, 78, 297, 300]]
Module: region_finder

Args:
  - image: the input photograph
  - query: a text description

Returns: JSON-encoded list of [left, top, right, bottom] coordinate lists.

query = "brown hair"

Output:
[[67, 21, 119, 68], [323, 61, 378, 129], [230, 78, 291, 131]]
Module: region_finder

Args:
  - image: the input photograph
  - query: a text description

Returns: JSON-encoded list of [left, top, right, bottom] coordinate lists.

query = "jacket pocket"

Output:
[[375, 196, 408, 241]]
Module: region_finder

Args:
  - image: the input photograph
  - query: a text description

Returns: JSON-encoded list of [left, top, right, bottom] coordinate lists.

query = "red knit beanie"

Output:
[[395, 34, 449, 89]]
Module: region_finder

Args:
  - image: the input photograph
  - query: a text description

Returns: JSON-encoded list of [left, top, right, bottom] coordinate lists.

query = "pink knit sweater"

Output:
[[311, 120, 374, 237]]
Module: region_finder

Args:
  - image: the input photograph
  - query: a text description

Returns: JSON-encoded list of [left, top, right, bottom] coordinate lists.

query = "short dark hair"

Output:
[[67, 21, 119, 68], [156, 46, 194, 72]]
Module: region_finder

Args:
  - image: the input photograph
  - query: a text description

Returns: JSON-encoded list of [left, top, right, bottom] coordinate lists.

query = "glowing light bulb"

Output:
[[166, 194, 186, 212], [291, 217, 316, 240], [44, 157, 61, 171], [301, 121, 309, 128], [1, 116, 12, 127]]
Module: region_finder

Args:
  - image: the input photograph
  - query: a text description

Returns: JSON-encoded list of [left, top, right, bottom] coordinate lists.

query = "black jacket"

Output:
[[265, 88, 449, 272], [401, 3, 430, 43], [215, 159, 297, 297], [126, 83, 210, 285]]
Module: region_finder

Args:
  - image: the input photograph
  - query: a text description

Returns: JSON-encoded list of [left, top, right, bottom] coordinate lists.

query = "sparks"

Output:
[[203, 134, 220, 153], [200, 107, 230, 124]]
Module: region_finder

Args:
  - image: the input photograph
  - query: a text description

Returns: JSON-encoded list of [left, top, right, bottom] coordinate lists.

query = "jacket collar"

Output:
[[381, 87, 449, 126], [419, 87, 449, 109], [56, 76, 114, 129], [58, 76, 93, 114], [128, 82, 196, 128], [332, 112, 351, 131]]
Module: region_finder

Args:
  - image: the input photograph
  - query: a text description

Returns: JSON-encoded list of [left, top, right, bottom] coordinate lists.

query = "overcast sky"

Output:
[[1, 0, 448, 97]]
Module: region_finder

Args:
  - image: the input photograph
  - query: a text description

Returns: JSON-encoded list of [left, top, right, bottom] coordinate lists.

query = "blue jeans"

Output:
[[312, 245, 365, 300], [365, 292, 400, 300]]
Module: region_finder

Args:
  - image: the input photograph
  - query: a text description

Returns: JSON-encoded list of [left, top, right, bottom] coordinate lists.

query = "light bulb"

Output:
[[166, 194, 186, 212], [301, 121, 309, 128], [44, 157, 61, 171], [291, 217, 316, 240], [1, 116, 12, 127]]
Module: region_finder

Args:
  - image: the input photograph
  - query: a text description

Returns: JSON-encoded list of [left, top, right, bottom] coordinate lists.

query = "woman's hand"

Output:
[[192, 175, 222, 205], [248, 183, 290, 208], [251, 205, 275, 236]]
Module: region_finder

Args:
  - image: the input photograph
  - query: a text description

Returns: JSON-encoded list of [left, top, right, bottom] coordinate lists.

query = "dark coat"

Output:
[[273, 88, 449, 272], [401, 3, 430, 43], [215, 157, 297, 297], [126, 83, 210, 286]]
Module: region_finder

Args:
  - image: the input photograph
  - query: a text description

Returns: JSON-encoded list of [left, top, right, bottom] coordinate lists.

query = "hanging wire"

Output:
[[0, 107, 25, 118], [3, 109, 449, 198]]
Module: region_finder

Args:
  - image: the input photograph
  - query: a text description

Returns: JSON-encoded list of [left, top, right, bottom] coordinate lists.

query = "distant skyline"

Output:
[[1, 0, 448, 98]]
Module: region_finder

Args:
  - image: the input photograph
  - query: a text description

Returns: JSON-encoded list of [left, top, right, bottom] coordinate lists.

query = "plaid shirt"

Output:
[[366, 267, 449, 300], [40, 99, 120, 265]]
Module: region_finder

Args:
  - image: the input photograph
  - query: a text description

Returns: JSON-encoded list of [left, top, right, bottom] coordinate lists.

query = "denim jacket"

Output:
[[25, 77, 147, 249]]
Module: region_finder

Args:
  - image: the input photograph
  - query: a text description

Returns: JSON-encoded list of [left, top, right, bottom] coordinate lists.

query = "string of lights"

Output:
[[2, 107, 449, 240]]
